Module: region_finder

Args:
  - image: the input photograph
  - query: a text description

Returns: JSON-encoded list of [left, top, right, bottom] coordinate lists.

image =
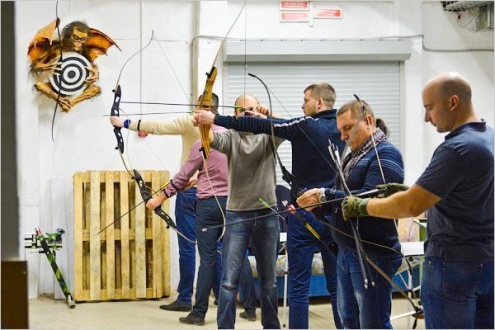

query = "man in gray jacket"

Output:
[[195, 94, 283, 329]]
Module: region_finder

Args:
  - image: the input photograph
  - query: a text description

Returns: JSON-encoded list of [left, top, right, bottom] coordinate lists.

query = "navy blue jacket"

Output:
[[215, 110, 345, 201], [326, 141, 404, 256]]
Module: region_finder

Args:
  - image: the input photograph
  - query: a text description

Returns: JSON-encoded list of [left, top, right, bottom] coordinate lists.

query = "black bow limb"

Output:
[[132, 169, 177, 231], [132, 173, 197, 245]]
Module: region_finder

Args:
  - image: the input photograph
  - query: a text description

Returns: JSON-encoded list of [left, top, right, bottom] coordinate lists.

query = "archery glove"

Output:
[[342, 197, 370, 221], [376, 183, 409, 198]]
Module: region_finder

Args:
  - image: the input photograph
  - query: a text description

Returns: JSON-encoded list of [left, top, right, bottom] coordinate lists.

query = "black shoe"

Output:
[[239, 311, 257, 322], [214, 299, 218, 306], [179, 313, 205, 326], [159, 300, 192, 312]]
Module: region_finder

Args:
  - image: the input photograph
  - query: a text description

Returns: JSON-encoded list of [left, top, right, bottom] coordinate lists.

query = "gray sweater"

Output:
[[211, 130, 284, 211]]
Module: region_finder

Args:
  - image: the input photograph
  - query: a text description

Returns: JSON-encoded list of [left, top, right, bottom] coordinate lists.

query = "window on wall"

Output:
[[225, 61, 401, 187]]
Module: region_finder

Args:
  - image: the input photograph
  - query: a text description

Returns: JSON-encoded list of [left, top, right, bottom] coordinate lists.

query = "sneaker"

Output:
[[159, 300, 192, 312], [239, 311, 257, 322], [179, 313, 205, 326]]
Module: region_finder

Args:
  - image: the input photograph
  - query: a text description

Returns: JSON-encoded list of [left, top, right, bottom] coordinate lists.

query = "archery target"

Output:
[[49, 52, 92, 96]]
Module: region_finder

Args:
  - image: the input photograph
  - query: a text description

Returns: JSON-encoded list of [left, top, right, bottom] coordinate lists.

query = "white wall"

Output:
[[16, 0, 494, 298], [421, 1, 494, 165], [16, 0, 196, 298]]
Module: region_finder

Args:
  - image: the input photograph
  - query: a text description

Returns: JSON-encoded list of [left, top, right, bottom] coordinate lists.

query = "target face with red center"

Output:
[[49, 52, 92, 96]]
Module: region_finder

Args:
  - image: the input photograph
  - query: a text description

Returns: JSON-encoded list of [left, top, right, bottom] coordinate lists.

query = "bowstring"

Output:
[[358, 97, 401, 241], [51, 0, 63, 142], [200, 1, 247, 240], [152, 32, 191, 104], [201, 153, 227, 241]]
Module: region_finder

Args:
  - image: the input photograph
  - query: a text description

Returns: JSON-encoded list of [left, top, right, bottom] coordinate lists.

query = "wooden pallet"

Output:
[[73, 171, 171, 302]]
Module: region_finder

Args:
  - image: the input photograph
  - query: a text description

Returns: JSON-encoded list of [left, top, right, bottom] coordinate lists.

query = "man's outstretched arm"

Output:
[[110, 115, 195, 135], [343, 184, 441, 221]]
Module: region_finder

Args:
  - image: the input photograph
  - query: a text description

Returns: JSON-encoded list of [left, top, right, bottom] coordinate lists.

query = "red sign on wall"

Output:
[[280, 12, 310, 22], [279, 1, 309, 11], [314, 8, 343, 19]]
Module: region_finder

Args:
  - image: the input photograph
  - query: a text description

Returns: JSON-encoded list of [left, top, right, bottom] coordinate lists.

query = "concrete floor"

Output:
[[30, 293, 424, 329]]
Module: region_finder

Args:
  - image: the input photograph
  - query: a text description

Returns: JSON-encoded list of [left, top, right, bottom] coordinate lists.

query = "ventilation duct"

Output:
[[442, 1, 491, 12]]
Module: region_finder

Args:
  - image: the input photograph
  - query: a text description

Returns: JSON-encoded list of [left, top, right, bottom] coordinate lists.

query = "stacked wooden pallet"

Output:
[[73, 171, 171, 302]]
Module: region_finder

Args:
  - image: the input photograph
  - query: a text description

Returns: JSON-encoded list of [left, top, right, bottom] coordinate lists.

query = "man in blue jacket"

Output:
[[196, 82, 344, 329], [342, 73, 494, 329], [298, 99, 404, 328]]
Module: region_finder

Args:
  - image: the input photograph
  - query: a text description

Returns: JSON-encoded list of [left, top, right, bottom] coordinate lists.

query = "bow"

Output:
[[132, 169, 195, 244], [336, 96, 377, 288], [196, 2, 246, 241], [105, 32, 196, 244], [197, 2, 246, 159], [248, 73, 307, 197]]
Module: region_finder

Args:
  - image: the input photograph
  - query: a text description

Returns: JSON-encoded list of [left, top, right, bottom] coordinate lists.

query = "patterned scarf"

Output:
[[341, 128, 387, 184]]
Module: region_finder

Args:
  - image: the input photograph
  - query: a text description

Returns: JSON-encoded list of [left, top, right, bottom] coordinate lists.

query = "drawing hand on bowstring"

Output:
[[296, 188, 321, 211], [184, 178, 198, 192], [194, 110, 215, 126]]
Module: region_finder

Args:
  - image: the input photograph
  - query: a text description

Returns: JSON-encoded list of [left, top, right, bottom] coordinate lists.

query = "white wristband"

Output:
[[319, 188, 326, 202]]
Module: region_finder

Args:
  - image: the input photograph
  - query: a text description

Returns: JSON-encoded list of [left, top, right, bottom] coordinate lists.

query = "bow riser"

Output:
[[111, 85, 124, 153], [101, 34, 197, 244], [198, 67, 218, 159]]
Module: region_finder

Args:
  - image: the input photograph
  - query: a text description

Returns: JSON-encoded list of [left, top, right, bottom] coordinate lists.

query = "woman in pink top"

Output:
[[147, 125, 227, 325]]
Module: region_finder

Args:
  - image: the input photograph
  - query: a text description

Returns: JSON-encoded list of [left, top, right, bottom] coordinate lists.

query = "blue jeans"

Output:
[[175, 188, 197, 304], [212, 241, 222, 299], [337, 248, 402, 329], [238, 250, 257, 315], [421, 257, 494, 329], [217, 209, 280, 329], [214, 241, 255, 313], [191, 197, 227, 318], [287, 210, 341, 329]]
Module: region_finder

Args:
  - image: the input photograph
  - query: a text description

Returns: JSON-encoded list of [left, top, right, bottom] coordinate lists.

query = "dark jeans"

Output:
[[238, 250, 257, 315], [215, 242, 256, 315], [287, 210, 341, 329], [213, 241, 222, 299], [421, 257, 494, 329], [217, 209, 280, 329], [175, 188, 197, 304], [191, 197, 227, 318], [337, 248, 402, 329]]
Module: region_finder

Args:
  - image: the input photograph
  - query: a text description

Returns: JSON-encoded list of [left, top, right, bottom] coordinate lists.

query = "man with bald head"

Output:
[[342, 73, 494, 328], [195, 94, 283, 329]]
